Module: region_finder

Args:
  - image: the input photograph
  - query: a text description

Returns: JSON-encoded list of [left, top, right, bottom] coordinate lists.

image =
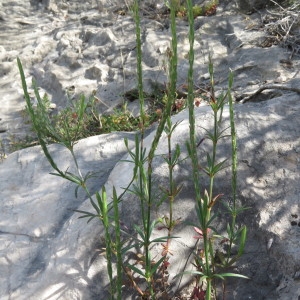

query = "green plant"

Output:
[[166, 0, 219, 18], [19, 90, 102, 146], [114, 2, 181, 298], [174, 1, 248, 299], [18, 58, 125, 300], [182, 57, 248, 300], [0, 139, 7, 162], [17, 0, 248, 298], [18, 91, 165, 149]]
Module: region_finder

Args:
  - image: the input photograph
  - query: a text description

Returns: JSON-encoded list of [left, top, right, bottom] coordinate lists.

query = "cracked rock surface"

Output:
[[0, 0, 300, 299], [1, 0, 299, 154], [1, 94, 300, 299]]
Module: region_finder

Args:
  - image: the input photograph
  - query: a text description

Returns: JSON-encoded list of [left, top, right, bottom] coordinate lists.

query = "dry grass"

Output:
[[262, 0, 300, 58]]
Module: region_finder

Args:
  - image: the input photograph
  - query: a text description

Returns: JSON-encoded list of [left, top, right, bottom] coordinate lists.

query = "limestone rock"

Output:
[[1, 0, 299, 156], [0, 132, 137, 299], [1, 0, 300, 298], [1, 94, 300, 299]]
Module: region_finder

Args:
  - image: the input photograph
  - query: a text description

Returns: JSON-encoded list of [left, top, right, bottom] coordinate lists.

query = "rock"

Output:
[[113, 94, 300, 299], [1, 0, 299, 155], [1, 0, 300, 298], [0, 46, 7, 61], [0, 132, 137, 299], [1, 94, 300, 299]]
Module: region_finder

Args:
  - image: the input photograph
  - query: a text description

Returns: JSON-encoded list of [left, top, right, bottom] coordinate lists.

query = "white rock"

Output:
[[1, 1, 300, 298], [1, 94, 300, 299]]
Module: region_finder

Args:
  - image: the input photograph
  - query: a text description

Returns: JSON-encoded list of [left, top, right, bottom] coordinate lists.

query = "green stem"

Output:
[[70, 148, 84, 180], [208, 105, 218, 213], [186, 0, 200, 201], [134, 2, 152, 294], [113, 187, 122, 300], [99, 187, 114, 299], [185, 2, 212, 297], [167, 127, 174, 236], [166, 0, 179, 233], [227, 71, 238, 263], [206, 278, 212, 300], [133, 0, 145, 140]]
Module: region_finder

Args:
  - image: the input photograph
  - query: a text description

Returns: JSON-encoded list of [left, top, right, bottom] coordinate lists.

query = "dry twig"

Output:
[[237, 84, 300, 103], [263, 1, 300, 58]]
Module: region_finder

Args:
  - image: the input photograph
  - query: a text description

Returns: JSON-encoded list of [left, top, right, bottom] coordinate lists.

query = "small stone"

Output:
[[49, 103, 57, 110]]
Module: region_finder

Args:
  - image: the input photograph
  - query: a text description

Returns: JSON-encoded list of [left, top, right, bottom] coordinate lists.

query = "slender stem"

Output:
[[133, 0, 146, 237], [113, 188, 122, 300], [186, 0, 200, 201], [208, 107, 218, 212], [186, 2, 212, 297], [167, 128, 174, 237], [161, 0, 178, 248], [100, 187, 114, 299], [133, 1, 153, 295], [134, 0, 144, 131], [226, 71, 238, 263], [206, 278, 212, 300], [70, 148, 84, 180]]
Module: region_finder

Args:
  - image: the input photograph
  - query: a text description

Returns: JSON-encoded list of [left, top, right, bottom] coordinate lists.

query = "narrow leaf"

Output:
[[150, 255, 166, 276], [127, 264, 145, 278], [216, 272, 249, 279], [238, 225, 247, 257]]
